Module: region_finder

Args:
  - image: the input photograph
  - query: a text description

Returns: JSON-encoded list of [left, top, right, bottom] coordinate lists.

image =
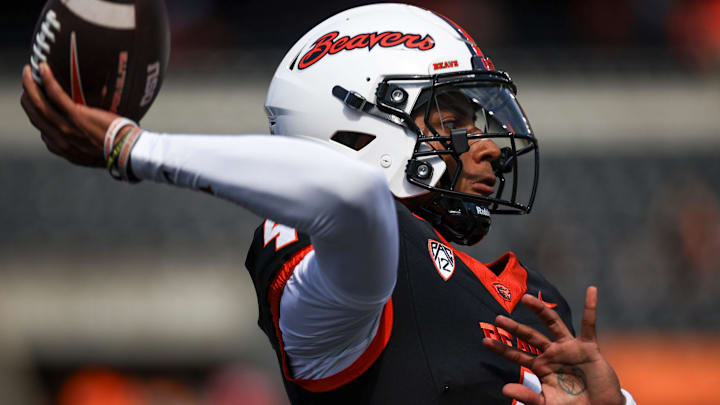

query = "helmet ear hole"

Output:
[[331, 131, 376, 151]]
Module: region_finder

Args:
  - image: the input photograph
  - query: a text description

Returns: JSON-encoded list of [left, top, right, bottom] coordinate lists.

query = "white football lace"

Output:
[[30, 10, 61, 84]]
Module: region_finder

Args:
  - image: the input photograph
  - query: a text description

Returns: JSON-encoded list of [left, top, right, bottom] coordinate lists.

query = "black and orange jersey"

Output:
[[245, 201, 573, 404]]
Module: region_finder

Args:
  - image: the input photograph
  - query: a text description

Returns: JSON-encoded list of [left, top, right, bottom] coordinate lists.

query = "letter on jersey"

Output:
[[263, 219, 298, 251]]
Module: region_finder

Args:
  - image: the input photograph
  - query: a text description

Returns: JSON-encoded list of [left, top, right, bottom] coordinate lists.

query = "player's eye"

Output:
[[440, 119, 456, 131]]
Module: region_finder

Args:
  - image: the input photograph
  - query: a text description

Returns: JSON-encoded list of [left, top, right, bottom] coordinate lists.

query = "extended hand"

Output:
[[21, 63, 120, 167], [483, 287, 625, 405]]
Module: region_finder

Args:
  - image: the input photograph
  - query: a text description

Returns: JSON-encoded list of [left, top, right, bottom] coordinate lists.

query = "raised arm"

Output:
[[21, 63, 398, 378], [131, 132, 398, 301]]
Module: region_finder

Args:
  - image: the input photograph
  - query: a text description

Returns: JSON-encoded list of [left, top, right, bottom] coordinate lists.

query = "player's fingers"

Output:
[[26, 65, 113, 152], [38, 62, 78, 118], [25, 97, 87, 161], [41, 126, 77, 153], [22, 64, 37, 93], [580, 286, 598, 342], [22, 65, 51, 112], [502, 383, 544, 405], [25, 89, 106, 166], [41, 131, 100, 166], [482, 338, 536, 368], [40, 132, 69, 157], [21, 91, 49, 130], [522, 294, 573, 340], [495, 315, 552, 351], [22, 92, 66, 140], [22, 65, 56, 120], [22, 91, 85, 153], [22, 67, 74, 132]]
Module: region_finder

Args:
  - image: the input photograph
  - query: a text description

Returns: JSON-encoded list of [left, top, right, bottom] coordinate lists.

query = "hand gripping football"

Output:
[[30, 0, 170, 122]]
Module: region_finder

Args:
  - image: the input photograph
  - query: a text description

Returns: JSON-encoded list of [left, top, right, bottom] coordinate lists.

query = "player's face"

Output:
[[412, 93, 501, 197]]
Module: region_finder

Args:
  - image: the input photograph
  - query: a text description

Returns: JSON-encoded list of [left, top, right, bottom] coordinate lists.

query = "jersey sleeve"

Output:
[[244, 220, 312, 349]]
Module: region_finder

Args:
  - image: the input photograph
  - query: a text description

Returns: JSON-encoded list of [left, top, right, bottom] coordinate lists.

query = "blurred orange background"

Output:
[[603, 334, 720, 404]]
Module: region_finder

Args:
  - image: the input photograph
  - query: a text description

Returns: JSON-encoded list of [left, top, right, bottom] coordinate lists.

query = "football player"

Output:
[[21, 4, 636, 405]]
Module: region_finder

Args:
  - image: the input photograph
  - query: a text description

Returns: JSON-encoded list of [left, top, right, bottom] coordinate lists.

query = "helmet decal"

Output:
[[432, 60, 459, 71], [298, 31, 435, 70], [478, 56, 496, 71], [430, 11, 483, 56], [427, 10, 497, 71]]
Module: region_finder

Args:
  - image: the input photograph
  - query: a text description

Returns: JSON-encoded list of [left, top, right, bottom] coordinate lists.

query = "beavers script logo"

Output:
[[299, 31, 435, 70]]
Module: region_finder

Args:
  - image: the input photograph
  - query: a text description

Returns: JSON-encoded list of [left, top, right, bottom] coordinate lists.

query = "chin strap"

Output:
[[332, 85, 404, 126], [415, 194, 491, 246]]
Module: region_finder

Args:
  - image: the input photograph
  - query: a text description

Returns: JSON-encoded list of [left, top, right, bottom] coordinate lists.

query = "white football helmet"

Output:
[[265, 3, 538, 244]]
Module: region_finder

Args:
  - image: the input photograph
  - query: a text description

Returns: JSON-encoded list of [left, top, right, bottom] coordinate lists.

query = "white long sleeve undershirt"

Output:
[[130, 132, 399, 378]]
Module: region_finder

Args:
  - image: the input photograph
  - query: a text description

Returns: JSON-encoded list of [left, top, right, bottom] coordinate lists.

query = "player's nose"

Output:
[[467, 137, 501, 165]]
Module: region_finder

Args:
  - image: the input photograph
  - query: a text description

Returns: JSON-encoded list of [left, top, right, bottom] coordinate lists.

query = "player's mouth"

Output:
[[469, 176, 496, 196]]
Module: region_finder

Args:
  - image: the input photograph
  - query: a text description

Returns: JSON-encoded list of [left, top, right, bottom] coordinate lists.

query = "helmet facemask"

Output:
[[375, 71, 540, 245]]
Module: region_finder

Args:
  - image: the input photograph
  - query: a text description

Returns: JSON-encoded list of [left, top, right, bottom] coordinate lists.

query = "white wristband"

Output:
[[104, 117, 137, 161], [117, 128, 143, 182]]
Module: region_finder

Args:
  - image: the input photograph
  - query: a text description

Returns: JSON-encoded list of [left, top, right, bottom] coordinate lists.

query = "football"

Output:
[[29, 0, 170, 122]]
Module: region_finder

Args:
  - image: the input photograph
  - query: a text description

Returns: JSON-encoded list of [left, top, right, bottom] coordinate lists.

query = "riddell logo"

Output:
[[298, 31, 435, 70]]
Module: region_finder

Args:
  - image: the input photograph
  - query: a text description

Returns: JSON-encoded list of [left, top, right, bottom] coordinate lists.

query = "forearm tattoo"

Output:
[[556, 365, 587, 396]]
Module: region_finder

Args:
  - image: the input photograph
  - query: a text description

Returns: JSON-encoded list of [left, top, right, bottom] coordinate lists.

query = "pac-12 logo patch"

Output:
[[428, 239, 455, 281], [493, 282, 512, 301]]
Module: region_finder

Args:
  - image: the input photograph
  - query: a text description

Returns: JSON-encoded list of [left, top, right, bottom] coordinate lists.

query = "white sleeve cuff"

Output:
[[621, 388, 636, 405]]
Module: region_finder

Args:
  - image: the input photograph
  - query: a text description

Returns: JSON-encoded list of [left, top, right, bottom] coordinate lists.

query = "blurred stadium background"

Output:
[[2, 0, 720, 404]]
